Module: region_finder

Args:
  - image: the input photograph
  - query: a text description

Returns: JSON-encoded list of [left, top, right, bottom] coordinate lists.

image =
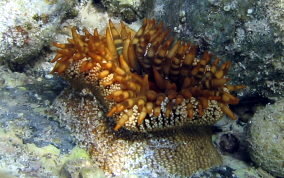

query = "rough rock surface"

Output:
[[248, 99, 284, 177], [0, 65, 105, 177], [0, 0, 75, 67], [98, 0, 145, 23]]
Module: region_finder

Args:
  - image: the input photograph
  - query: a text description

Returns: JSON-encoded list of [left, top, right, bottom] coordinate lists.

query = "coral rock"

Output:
[[248, 99, 284, 177]]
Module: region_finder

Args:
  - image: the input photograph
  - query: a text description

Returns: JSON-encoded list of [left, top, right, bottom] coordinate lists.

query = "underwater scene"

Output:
[[0, 0, 283, 177]]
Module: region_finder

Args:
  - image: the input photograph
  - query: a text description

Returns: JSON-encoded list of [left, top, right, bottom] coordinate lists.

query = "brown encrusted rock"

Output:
[[52, 88, 222, 177]]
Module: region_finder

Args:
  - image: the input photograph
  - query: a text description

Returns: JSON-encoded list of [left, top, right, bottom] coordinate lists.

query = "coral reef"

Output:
[[248, 99, 284, 177], [53, 88, 222, 177], [0, 0, 263, 177], [50, 19, 244, 132]]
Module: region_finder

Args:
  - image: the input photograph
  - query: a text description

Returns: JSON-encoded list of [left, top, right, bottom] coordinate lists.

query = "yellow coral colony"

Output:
[[51, 19, 245, 132]]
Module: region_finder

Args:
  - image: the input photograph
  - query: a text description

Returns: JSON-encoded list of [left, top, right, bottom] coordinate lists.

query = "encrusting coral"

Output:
[[50, 19, 245, 176], [51, 19, 245, 132]]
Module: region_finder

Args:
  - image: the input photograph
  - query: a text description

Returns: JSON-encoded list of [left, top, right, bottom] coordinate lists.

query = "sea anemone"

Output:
[[51, 19, 245, 132]]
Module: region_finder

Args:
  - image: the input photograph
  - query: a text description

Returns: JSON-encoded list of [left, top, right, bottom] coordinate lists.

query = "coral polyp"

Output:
[[51, 19, 245, 132]]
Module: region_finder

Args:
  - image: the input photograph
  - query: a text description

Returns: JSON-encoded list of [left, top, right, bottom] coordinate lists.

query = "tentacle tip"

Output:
[[114, 124, 121, 131], [106, 112, 113, 117]]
